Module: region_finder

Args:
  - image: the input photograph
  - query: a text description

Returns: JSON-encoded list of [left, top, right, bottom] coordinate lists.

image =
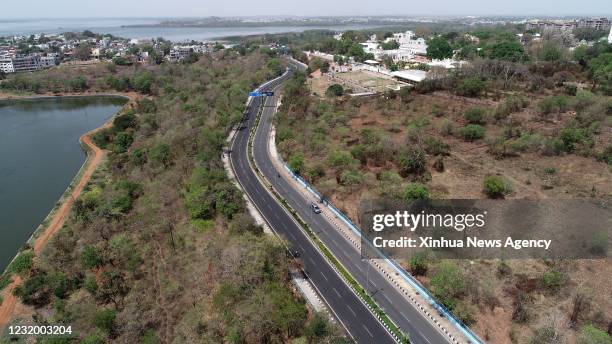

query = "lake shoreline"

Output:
[[0, 92, 135, 326], [0, 92, 135, 274]]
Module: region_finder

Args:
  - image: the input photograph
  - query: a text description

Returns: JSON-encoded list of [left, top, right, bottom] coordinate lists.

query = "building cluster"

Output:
[[0, 33, 218, 74], [357, 31, 428, 63], [526, 17, 611, 32]]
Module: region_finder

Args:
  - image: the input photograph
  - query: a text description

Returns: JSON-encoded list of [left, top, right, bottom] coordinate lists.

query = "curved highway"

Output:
[[231, 62, 457, 344], [229, 68, 396, 344]]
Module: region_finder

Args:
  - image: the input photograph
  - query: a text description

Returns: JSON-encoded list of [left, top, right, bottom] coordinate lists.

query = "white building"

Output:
[[391, 69, 428, 84], [608, 26, 612, 43], [0, 58, 15, 73]]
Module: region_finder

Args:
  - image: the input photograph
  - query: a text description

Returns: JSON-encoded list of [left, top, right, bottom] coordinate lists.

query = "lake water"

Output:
[[0, 96, 126, 272], [0, 18, 381, 42]]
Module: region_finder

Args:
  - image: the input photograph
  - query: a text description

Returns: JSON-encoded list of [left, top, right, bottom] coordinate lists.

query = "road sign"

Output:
[[249, 91, 262, 97]]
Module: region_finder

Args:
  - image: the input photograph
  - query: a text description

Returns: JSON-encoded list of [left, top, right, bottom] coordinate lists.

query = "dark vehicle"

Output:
[[310, 202, 322, 214]]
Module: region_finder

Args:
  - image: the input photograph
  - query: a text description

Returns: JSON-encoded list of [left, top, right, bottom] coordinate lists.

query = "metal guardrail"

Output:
[[279, 161, 484, 344]]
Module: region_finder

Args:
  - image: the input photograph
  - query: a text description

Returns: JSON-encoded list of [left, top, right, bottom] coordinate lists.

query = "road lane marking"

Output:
[[362, 324, 373, 337], [332, 287, 342, 298], [418, 330, 432, 344], [382, 293, 392, 304], [346, 304, 356, 317], [320, 271, 328, 281]]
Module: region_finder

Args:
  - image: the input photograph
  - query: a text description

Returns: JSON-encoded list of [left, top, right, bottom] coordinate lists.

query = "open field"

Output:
[[307, 70, 406, 96]]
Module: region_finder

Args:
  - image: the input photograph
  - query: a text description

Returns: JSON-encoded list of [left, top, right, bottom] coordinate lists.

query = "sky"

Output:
[[2, 0, 612, 18]]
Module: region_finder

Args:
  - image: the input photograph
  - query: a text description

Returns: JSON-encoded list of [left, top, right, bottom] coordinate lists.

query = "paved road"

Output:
[[250, 64, 454, 344], [229, 69, 397, 344]]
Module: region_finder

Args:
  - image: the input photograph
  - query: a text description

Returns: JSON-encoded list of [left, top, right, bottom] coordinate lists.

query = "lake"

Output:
[[0, 18, 382, 42], [0, 96, 126, 272]]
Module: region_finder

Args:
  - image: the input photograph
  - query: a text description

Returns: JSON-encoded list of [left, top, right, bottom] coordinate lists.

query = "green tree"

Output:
[[456, 77, 486, 97], [93, 309, 117, 334], [81, 245, 104, 269], [288, 151, 305, 174], [589, 53, 612, 95], [427, 36, 453, 60], [430, 261, 466, 310], [133, 72, 154, 94], [325, 84, 344, 97], [488, 40, 525, 62], [380, 40, 400, 50], [69, 76, 88, 91]]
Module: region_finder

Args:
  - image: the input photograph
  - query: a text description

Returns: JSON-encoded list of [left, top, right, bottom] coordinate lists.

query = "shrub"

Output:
[[14, 272, 50, 306], [325, 84, 344, 97], [327, 150, 356, 169], [288, 152, 305, 174], [133, 71, 154, 94], [544, 167, 557, 174], [403, 183, 429, 200], [150, 143, 171, 167], [577, 324, 611, 344], [559, 127, 588, 152], [81, 246, 104, 269], [397, 146, 427, 176], [424, 137, 450, 156], [541, 270, 565, 292], [464, 107, 487, 124], [458, 124, 485, 141], [538, 95, 570, 117], [483, 175, 509, 198], [440, 119, 454, 136], [113, 132, 133, 153], [408, 252, 429, 276], [456, 77, 486, 97], [113, 112, 138, 132], [93, 309, 117, 333], [494, 95, 529, 121], [596, 145, 612, 165], [7, 251, 34, 275], [69, 76, 88, 91], [137, 98, 157, 113], [430, 261, 466, 310], [338, 170, 363, 186]]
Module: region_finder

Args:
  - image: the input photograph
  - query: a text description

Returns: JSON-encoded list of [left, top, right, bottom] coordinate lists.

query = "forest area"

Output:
[[0, 49, 346, 343]]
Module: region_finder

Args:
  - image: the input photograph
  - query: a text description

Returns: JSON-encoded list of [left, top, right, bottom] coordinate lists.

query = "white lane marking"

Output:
[[320, 271, 329, 281], [400, 312, 411, 323], [346, 304, 356, 317], [362, 324, 373, 337], [418, 331, 432, 344], [332, 287, 342, 298], [382, 293, 392, 304], [330, 237, 339, 246], [308, 257, 316, 266]]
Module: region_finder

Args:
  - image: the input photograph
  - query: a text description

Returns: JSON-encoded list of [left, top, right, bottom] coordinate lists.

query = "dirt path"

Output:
[[0, 132, 105, 327]]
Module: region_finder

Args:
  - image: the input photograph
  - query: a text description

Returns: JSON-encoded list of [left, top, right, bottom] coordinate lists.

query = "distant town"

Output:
[[0, 31, 222, 74], [0, 15, 611, 77]]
